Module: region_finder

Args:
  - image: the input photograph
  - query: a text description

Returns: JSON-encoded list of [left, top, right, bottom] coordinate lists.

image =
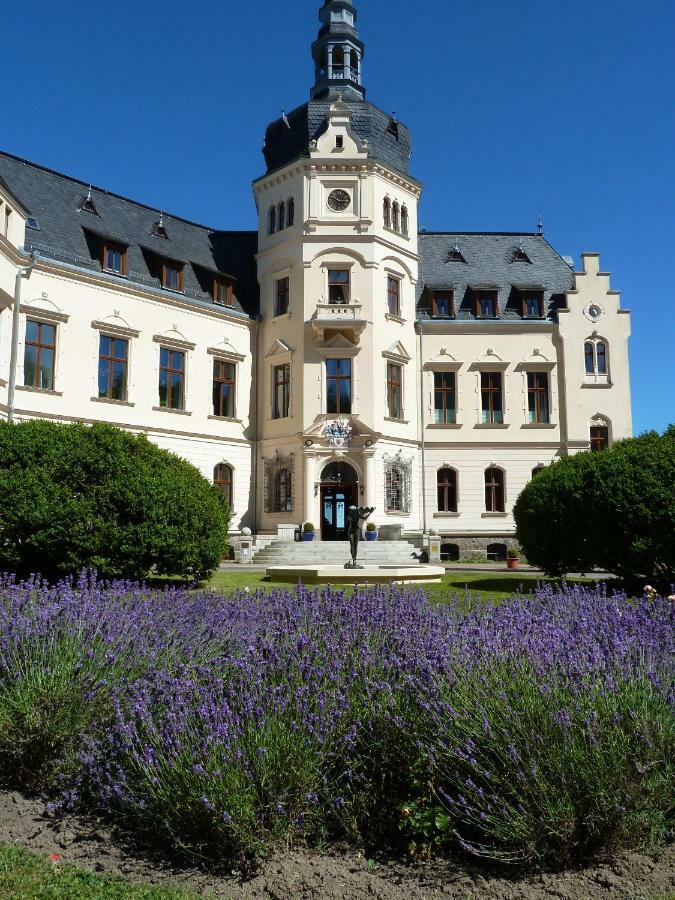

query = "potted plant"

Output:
[[365, 522, 378, 542], [302, 522, 316, 542], [507, 548, 520, 570]]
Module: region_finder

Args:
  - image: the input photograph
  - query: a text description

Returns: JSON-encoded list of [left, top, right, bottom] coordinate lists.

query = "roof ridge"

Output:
[[0, 149, 254, 236], [419, 231, 540, 237]]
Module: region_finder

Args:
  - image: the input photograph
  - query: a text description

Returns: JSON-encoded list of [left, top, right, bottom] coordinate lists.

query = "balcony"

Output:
[[311, 301, 367, 342]]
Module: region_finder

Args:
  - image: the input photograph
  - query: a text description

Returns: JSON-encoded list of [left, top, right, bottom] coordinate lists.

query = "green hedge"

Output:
[[0, 421, 230, 581], [513, 426, 675, 581]]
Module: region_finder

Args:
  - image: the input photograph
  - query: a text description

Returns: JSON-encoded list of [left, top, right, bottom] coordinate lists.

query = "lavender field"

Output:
[[0, 573, 672, 869]]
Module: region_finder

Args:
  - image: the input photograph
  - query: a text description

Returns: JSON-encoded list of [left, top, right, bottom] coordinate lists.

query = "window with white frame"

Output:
[[584, 338, 609, 382], [384, 452, 412, 513]]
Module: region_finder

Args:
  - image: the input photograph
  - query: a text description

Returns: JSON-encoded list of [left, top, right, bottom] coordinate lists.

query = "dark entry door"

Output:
[[321, 484, 356, 541], [320, 462, 358, 541]]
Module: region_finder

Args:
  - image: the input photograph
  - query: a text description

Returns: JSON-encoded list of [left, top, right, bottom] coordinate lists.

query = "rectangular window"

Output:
[[162, 260, 183, 292], [522, 293, 544, 318], [23, 320, 56, 390], [387, 363, 403, 419], [480, 372, 503, 424], [527, 371, 550, 424], [159, 347, 185, 410], [326, 358, 352, 414], [387, 276, 401, 317], [214, 278, 233, 306], [590, 426, 609, 452], [212, 359, 236, 418], [273, 363, 291, 419], [432, 291, 454, 317], [274, 276, 289, 316], [98, 335, 128, 401], [328, 269, 350, 304], [434, 371, 456, 424], [102, 241, 127, 276], [475, 292, 498, 318]]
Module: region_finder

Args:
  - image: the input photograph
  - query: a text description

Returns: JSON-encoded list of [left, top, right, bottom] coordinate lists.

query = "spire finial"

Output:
[[537, 213, 544, 235]]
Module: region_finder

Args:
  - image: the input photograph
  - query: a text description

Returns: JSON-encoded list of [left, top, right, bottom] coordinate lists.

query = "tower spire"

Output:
[[311, 1, 365, 101]]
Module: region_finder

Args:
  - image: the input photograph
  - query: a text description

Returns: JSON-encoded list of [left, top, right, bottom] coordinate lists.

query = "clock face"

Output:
[[327, 189, 351, 212]]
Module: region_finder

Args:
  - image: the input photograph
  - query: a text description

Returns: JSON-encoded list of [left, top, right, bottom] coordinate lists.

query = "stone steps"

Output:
[[252, 540, 421, 566]]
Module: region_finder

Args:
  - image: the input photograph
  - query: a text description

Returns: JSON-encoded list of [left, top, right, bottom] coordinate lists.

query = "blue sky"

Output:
[[1, 0, 673, 434]]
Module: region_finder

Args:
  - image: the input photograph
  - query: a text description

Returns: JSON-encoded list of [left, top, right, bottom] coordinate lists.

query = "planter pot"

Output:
[[365, 531, 378, 542], [507, 557, 520, 570], [302, 532, 315, 542]]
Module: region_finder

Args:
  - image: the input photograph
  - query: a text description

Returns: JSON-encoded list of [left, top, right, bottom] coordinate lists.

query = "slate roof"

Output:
[[263, 100, 412, 177], [417, 233, 574, 322], [0, 151, 259, 318]]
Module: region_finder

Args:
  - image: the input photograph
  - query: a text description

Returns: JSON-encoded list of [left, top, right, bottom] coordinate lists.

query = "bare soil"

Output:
[[0, 790, 672, 899]]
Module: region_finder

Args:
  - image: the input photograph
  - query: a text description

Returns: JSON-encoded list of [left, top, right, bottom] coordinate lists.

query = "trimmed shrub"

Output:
[[0, 421, 229, 581], [513, 426, 675, 580]]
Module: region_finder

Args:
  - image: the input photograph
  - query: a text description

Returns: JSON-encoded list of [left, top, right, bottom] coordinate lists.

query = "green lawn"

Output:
[[0, 844, 204, 899], [205, 570, 600, 603]]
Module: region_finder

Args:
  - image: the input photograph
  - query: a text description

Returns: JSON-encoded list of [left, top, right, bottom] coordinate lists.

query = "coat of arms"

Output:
[[323, 418, 353, 448]]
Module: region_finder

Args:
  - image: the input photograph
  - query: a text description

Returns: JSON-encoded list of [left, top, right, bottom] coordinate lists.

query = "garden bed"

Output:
[[0, 574, 672, 887], [0, 791, 673, 899]]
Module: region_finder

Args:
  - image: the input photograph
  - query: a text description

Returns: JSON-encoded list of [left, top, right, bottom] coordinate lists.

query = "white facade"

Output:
[[0, 3, 632, 556]]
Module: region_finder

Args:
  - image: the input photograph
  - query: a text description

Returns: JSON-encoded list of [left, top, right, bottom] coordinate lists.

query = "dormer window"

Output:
[[151, 216, 169, 239], [26, 216, 40, 231], [78, 187, 98, 216], [475, 292, 498, 319], [161, 259, 184, 292], [213, 278, 233, 307], [446, 245, 466, 263], [512, 245, 532, 263], [521, 293, 544, 318], [102, 240, 128, 276], [431, 291, 454, 318], [335, 135, 344, 150]]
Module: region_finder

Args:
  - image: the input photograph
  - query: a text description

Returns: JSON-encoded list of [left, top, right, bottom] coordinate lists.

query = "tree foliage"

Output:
[[0, 421, 230, 581], [514, 426, 675, 581]]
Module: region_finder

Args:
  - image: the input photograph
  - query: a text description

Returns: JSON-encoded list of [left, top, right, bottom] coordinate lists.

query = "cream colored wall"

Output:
[[558, 253, 632, 450], [0, 252, 255, 530], [420, 327, 562, 443], [0, 189, 27, 248]]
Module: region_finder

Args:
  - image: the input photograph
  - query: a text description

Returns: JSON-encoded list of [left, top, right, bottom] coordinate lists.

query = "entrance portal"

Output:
[[320, 462, 358, 541]]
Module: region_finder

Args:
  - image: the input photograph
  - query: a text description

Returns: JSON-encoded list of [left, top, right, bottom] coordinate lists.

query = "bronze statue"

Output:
[[345, 505, 375, 568]]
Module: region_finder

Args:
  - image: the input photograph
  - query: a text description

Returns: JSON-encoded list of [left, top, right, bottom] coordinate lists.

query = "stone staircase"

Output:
[[252, 538, 421, 567]]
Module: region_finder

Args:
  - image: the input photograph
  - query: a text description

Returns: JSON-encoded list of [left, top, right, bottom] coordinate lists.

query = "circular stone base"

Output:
[[266, 565, 445, 585]]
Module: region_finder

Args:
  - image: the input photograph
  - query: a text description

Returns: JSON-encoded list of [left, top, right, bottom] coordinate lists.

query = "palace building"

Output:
[[0, 1, 632, 560]]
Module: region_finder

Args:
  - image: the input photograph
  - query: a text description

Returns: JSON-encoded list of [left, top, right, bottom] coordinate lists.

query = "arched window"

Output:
[[278, 202, 285, 231], [214, 463, 233, 506], [401, 206, 409, 237], [332, 46, 345, 77], [584, 338, 609, 378], [383, 197, 391, 229], [584, 341, 595, 374], [441, 543, 460, 562], [287, 198, 295, 227], [276, 468, 293, 512], [437, 467, 457, 513], [485, 467, 505, 513], [531, 464, 545, 478], [487, 542, 508, 562], [268, 206, 276, 235], [392, 201, 400, 233], [384, 453, 412, 513]]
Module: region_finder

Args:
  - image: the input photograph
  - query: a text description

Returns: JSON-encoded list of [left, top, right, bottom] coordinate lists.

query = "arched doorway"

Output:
[[320, 462, 358, 541]]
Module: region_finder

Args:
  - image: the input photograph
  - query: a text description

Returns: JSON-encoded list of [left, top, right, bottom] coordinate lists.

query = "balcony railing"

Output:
[[315, 301, 363, 321]]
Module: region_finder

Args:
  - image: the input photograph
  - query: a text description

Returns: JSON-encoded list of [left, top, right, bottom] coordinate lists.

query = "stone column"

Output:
[[364, 450, 376, 512], [327, 45, 334, 80], [304, 453, 316, 527]]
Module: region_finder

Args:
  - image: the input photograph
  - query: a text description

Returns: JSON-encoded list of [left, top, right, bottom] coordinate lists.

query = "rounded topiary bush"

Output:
[[514, 426, 675, 581], [0, 420, 230, 581]]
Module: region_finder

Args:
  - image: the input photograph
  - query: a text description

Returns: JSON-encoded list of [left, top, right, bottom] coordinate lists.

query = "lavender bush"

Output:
[[0, 573, 672, 867]]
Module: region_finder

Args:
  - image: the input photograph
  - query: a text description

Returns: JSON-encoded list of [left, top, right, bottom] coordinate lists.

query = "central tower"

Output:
[[311, 1, 365, 101], [254, 0, 422, 539]]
